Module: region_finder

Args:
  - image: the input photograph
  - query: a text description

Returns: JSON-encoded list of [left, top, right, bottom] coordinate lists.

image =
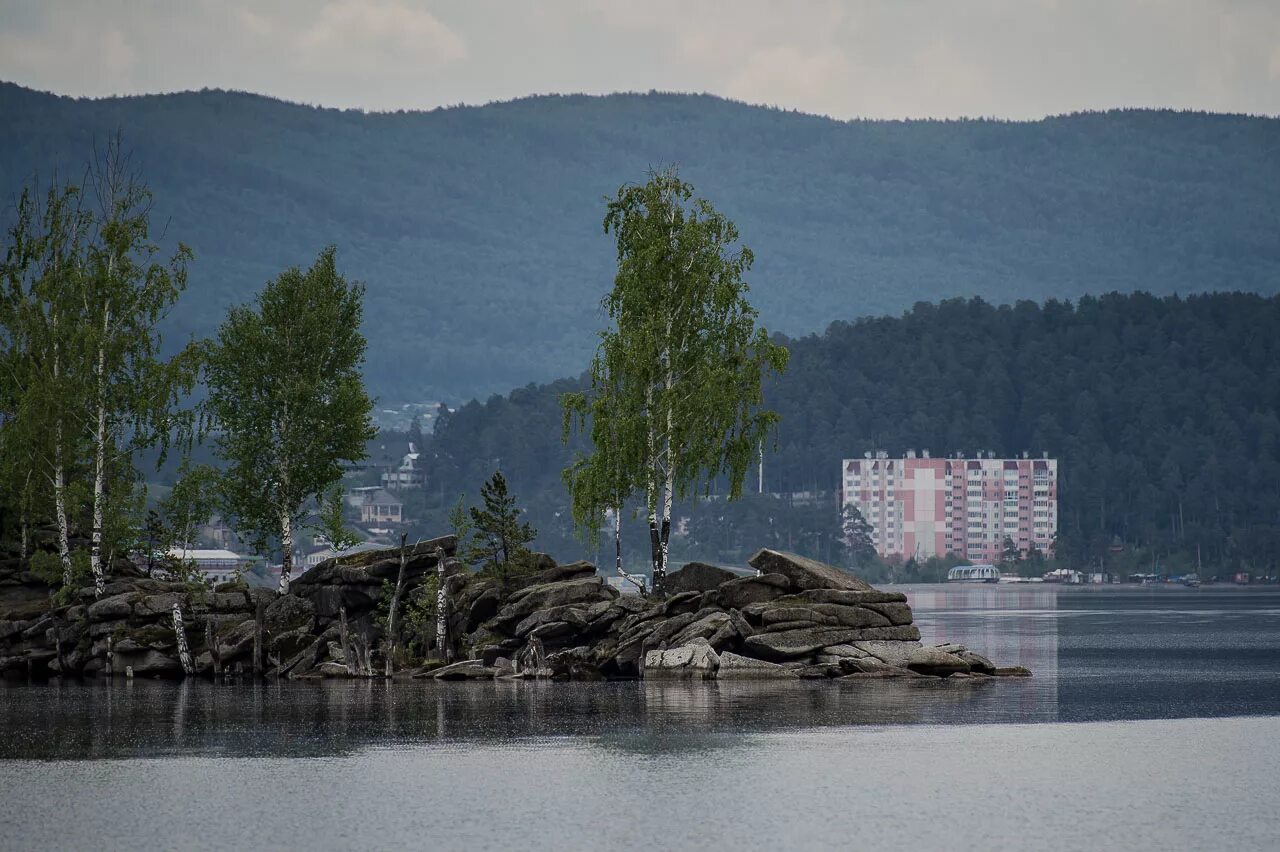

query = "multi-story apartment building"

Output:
[[840, 450, 1057, 562]]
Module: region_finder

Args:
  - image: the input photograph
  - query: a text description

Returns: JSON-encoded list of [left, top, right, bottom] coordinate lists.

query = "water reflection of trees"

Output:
[[0, 675, 1057, 760]]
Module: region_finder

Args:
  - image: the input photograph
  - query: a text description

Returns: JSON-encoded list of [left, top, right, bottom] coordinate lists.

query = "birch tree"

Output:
[[563, 168, 787, 594], [81, 140, 198, 596], [0, 179, 94, 585], [204, 247, 374, 594]]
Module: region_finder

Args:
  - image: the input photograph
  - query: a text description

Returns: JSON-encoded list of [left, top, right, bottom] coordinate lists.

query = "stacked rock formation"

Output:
[[0, 538, 1028, 682], [430, 547, 1027, 681]]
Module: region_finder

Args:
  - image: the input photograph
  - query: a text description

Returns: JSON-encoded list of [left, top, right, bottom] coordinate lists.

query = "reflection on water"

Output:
[[910, 584, 1061, 719], [1, 587, 1277, 760]]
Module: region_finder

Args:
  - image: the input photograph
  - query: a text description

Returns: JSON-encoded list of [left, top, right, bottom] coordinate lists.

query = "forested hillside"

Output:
[[421, 293, 1280, 579], [3, 82, 1279, 401]]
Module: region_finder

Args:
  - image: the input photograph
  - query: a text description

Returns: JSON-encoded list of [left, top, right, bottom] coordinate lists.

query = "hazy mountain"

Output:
[[3, 82, 1278, 402]]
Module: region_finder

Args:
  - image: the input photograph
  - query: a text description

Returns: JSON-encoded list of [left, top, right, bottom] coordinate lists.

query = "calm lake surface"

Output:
[[2, 585, 1279, 851]]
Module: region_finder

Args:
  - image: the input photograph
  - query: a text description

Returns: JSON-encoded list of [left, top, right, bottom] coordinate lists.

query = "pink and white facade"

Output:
[[841, 451, 1057, 562]]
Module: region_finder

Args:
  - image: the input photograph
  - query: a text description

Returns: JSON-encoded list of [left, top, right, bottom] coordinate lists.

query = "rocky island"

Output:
[[0, 536, 1027, 683]]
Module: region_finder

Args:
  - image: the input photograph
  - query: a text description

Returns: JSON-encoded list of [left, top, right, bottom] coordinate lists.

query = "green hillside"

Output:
[[422, 293, 1280, 579], [3, 82, 1279, 401]]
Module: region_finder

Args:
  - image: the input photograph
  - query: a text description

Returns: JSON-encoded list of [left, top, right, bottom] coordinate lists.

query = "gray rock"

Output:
[[643, 639, 718, 679], [779, 589, 909, 606], [957, 650, 997, 674], [87, 593, 133, 622], [993, 666, 1032, 677], [838, 657, 901, 674], [863, 602, 914, 626], [819, 643, 868, 660], [747, 549, 873, 592], [432, 659, 500, 680], [744, 626, 865, 660], [495, 577, 618, 625], [546, 646, 605, 680], [905, 646, 971, 677], [669, 611, 732, 647], [716, 651, 798, 679], [315, 661, 350, 677], [665, 562, 742, 593], [759, 619, 824, 634], [264, 594, 316, 634], [662, 590, 704, 616], [514, 605, 589, 638], [758, 605, 837, 627], [717, 574, 793, 609], [113, 648, 182, 677], [852, 640, 923, 666]]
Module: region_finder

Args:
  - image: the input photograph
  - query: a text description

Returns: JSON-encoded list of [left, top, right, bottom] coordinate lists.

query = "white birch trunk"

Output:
[[435, 546, 448, 662], [171, 602, 193, 675], [89, 298, 110, 598], [278, 511, 294, 595], [50, 317, 72, 585]]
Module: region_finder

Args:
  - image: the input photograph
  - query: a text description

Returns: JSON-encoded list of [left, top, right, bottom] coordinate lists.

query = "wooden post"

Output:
[[385, 533, 409, 678], [253, 599, 264, 678]]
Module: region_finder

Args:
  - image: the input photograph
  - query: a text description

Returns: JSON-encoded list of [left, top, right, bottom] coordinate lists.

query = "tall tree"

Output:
[[564, 168, 787, 594], [0, 179, 94, 585], [81, 139, 199, 596], [204, 247, 375, 593], [840, 504, 876, 567]]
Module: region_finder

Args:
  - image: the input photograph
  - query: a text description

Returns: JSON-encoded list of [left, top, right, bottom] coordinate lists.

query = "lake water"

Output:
[[2, 585, 1279, 850]]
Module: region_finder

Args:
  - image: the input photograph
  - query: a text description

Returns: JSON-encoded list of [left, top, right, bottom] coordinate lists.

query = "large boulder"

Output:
[[432, 659, 499, 680], [716, 651, 798, 679], [717, 574, 793, 609], [492, 577, 618, 628], [905, 646, 971, 677], [747, 549, 873, 592], [87, 593, 133, 622], [851, 640, 924, 666], [264, 594, 316, 634], [666, 562, 743, 594], [744, 625, 921, 661], [643, 639, 718, 679]]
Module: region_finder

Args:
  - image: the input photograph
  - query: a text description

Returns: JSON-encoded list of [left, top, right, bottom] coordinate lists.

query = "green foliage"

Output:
[[156, 462, 218, 550], [6, 84, 1280, 402], [203, 246, 375, 585], [564, 168, 787, 589], [0, 142, 200, 590], [315, 484, 360, 552], [29, 549, 89, 605], [402, 573, 440, 659], [447, 493, 473, 545], [841, 505, 876, 567], [464, 471, 537, 578]]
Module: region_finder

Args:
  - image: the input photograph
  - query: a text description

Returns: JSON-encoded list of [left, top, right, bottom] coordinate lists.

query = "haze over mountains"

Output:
[[3, 81, 1278, 402]]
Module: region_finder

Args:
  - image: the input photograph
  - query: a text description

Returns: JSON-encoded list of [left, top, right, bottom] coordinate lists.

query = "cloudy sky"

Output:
[[2, 0, 1279, 119]]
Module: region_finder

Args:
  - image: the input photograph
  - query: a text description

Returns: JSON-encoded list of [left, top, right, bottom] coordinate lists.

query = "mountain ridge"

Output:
[[3, 81, 1278, 402]]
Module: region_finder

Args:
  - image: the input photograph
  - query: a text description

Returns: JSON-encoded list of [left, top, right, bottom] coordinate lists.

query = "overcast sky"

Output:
[[2, 0, 1279, 120]]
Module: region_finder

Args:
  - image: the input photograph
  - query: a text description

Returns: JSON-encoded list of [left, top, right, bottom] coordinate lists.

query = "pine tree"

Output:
[[465, 471, 536, 578], [840, 504, 876, 567]]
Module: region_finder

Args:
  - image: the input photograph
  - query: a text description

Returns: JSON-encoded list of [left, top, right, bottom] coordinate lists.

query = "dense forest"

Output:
[[407, 293, 1280, 581], [3, 82, 1279, 402]]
